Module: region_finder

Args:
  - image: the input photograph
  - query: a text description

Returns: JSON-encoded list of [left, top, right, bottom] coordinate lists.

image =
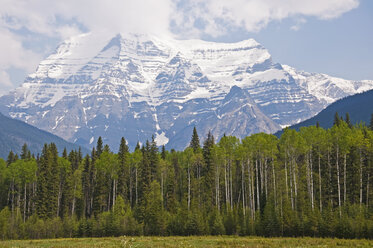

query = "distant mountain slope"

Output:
[[0, 112, 88, 158], [276, 89, 373, 135]]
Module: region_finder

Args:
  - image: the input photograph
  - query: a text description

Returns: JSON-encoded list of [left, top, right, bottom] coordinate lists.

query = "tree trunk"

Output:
[[72, 183, 76, 216], [255, 159, 260, 212], [264, 159, 268, 200], [292, 157, 298, 208], [23, 184, 27, 222], [336, 145, 342, 217], [229, 160, 233, 209], [360, 149, 363, 208], [112, 178, 116, 210], [344, 153, 347, 205], [310, 151, 314, 210], [284, 152, 289, 200], [318, 153, 322, 212], [367, 172, 370, 209], [135, 167, 138, 205], [57, 181, 62, 217], [328, 149, 332, 206], [289, 155, 294, 210], [129, 165, 133, 207], [188, 163, 191, 211], [272, 156, 277, 209], [242, 161, 245, 216], [225, 160, 228, 210], [215, 163, 220, 210]]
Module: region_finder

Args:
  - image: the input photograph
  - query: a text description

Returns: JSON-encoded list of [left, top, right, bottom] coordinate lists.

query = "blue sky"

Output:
[[0, 0, 371, 95]]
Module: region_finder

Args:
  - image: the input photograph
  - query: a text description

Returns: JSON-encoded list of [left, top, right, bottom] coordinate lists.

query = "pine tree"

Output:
[[20, 143, 30, 160], [161, 145, 166, 160], [48, 143, 60, 218], [190, 127, 200, 153], [82, 155, 91, 217], [135, 141, 141, 151], [6, 151, 15, 165], [62, 148, 68, 159], [202, 131, 215, 207], [103, 144, 110, 153], [96, 136, 103, 157], [334, 112, 340, 126], [149, 135, 159, 181], [36, 144, 49, 218], [118, 137, 129, 201], [345, 112, 352, 128], [370, 113, 373, 130]]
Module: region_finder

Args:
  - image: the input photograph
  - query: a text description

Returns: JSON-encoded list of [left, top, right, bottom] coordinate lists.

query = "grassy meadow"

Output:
[[0, 236, 373, 248]]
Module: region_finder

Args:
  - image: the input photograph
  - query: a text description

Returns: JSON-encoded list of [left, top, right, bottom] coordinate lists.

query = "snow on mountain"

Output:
[[1, 32, 372, 150]]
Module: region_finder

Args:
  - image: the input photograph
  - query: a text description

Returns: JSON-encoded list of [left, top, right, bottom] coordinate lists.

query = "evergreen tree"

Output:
[[20, 143, 30, 160], [62, 148, 68, 159], [161, 145, 166, 160], [345, 112, 352, 128], [118, 137, 129, 201], [149, 136, 159, 181], [190, 127, 200, 153], [370, 113, 373, 130], [0, 116, 373, 239], [82, 155, 91, 217], [334, 112, 341, 126], [202, 131, 215, 207], [96, 137, 103, 157], [6, 151, 15, 166]]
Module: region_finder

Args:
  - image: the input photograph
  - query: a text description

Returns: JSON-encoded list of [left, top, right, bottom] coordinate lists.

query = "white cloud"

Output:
[[172, 0, 359, 37], [290, 18, 307, 31], [0, 0, 360, 94]]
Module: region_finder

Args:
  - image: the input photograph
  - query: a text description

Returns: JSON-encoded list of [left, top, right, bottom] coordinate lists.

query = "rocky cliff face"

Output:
[[1, 32, 372, 150]]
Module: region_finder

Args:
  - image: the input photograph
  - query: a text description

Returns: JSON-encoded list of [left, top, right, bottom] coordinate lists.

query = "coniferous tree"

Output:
[[82, 155, 91, 217], [6, 151, 15, 166], [20, 143, 30, 160], [118, 137, 129, 201], [149, 136, 159, 181], [62, 148, 68, 159], [202, 131, 215, 207], [190, 127, 200, 153], [334, 112, 341, 126], [345, 112, 352, 128], [370, 113, 373, 130], [1, 117, 373, 239], [161, 145, 166, 160], [96, 137, 103, 157]]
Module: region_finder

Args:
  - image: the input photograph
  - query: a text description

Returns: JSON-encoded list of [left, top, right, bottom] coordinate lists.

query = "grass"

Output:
[[0, 236, 372, 248]]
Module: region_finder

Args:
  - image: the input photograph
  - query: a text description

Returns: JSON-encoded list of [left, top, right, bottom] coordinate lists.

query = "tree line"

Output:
[[0, 113, 373, 239]]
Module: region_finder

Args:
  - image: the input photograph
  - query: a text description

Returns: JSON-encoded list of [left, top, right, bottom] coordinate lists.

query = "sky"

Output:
[[0, 0, 372, 95]]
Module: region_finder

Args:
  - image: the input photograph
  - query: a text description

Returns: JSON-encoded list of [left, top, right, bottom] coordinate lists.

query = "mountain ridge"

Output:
[[275, 89, 373, 136], [0, 112, 89, 158], [1, 32, 373, 150]]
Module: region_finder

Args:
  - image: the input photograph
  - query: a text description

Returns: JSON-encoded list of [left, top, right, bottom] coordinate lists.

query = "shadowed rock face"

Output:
[[1, 33, 372, 151]]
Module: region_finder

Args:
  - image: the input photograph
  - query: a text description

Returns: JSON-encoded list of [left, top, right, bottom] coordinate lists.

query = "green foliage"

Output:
[[0, 120, 373, 240]]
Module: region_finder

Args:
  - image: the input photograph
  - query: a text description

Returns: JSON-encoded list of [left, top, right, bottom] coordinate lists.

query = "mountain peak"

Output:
[[1, 32, 373, 150]]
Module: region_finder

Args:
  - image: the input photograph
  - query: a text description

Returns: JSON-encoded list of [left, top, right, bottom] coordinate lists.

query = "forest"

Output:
[[0, 113, 373, 240]]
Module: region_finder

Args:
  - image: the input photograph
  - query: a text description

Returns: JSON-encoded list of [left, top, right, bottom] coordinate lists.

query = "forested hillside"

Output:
[[1, 119, 373, 240], [0, 112, 88, 158], [277, 89, 373, 134]]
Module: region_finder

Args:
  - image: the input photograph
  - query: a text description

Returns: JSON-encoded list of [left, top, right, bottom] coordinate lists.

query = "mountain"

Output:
[[276, 89, 373, 135], [1, 32, 372, 150], [0, 112, 88, 158]]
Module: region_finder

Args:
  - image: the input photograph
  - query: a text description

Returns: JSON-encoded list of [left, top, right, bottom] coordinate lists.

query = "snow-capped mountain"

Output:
[[1, 32, 372, 150]]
